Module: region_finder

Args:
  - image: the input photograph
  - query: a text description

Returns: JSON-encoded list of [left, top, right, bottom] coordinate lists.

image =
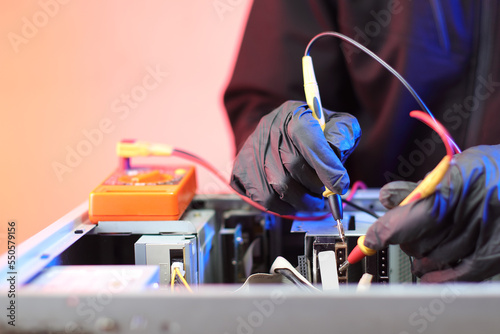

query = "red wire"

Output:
[[409, 111, 456, 157], [172, 150, 337, 221], [344, 180, 367, 203]]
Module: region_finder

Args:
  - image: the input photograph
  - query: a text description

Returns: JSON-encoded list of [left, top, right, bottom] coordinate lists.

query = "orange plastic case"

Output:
[[89, 165, 197, 224]]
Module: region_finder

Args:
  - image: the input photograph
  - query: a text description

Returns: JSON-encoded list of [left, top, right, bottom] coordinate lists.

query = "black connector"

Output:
[[335, 242, 348, 284]]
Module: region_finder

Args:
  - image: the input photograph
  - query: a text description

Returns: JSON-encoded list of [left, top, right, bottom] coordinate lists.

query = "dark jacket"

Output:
[[224, 0, 500, 186]]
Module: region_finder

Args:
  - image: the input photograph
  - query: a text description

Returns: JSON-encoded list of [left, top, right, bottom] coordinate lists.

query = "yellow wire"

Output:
[[174, 267, 193, 293], [170, 267, 176, 292]]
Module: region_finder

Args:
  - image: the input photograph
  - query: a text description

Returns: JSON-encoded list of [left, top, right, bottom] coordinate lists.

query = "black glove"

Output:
[[364, 145, 500, 282], [230, 100, 361, 214]]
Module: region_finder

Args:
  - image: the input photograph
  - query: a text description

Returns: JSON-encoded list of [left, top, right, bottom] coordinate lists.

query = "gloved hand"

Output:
[[364, 145, 500, 282], [230, 100, 361, 214]]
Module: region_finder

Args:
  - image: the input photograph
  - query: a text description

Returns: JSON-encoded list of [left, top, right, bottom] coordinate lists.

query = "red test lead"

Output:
[[338, 236, 376, 272]]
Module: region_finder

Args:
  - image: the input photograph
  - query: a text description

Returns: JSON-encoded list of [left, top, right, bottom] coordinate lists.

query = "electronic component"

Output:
[[135, 235, 197, 286], [334, 242, 347, 284], [291, 190, 409, 285]]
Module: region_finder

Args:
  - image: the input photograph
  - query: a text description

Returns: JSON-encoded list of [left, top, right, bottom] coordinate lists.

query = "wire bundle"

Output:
[[170, 267, 193, 293]]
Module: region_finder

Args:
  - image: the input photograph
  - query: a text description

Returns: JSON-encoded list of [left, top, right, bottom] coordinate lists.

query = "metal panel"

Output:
[[1, 284, 500, 333], [0, 201, 95, 288]]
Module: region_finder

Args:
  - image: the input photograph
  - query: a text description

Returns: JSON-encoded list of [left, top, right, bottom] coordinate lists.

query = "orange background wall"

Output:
[[0, 1, 252, 251]]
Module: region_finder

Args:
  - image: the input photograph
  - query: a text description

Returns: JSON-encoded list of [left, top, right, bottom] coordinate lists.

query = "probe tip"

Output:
[[336, 219, 345, 242], [339, 261, 349, 273]]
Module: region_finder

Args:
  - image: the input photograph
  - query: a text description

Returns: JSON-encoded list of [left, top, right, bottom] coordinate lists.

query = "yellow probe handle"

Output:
[[303, 55, 337, 198], [302, 56, 326, 131], [357, 155, 452, 256], [323, 188, 336, 197], [116, 141, 173, 157], [399, 155, 451, 206], [302, 55, 344, 243], [357, 236, 377, 256]]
